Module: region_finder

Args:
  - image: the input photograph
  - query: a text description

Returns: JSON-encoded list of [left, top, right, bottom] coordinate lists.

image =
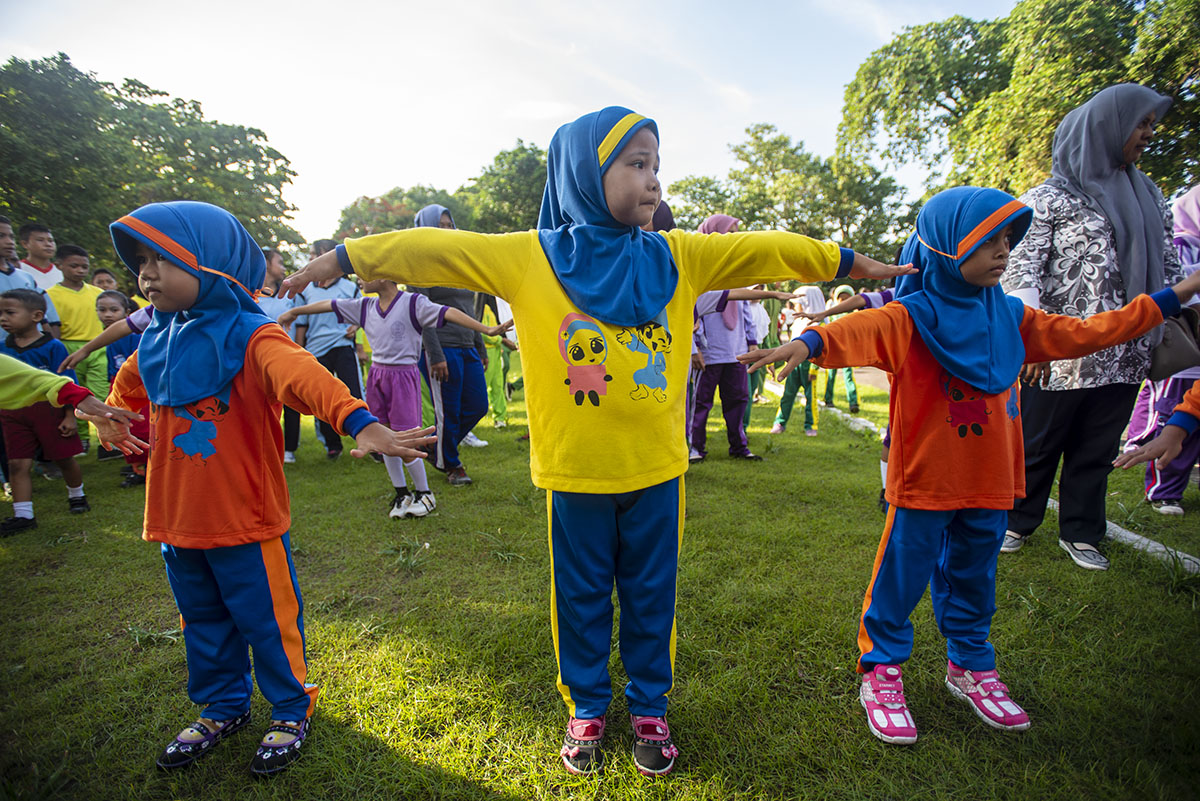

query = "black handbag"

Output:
[[1149, 305, 1200, 380]]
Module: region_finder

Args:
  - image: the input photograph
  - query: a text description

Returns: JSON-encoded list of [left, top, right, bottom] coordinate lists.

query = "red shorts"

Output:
[[0, 402, 84, 460]]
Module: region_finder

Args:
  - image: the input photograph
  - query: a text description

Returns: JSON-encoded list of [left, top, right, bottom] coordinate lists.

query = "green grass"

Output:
[[1, 377, 1198, 800]]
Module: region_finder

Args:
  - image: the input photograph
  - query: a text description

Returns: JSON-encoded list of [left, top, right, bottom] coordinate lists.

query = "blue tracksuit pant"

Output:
[[548, 477, 683, 720], [857, 506, 1007, 673], [162, 533, 318, 721], [419, 346, 488, 471]]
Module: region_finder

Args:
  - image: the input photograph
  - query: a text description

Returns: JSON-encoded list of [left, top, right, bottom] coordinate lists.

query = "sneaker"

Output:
[[849, 403, 860, 414], [688, 449, 705, 463], [407, 491, 436, 518], [630, 715, 678, 777], [859, 665, 917, 745], [461, 431, 488, 448], [731, 451, 763, 461], [1058, 539, 1109, 571], [0, 516, 37, 536], [805, 429, 818, 437], [447, 466, 472, 486], [97, 446, 123, 462], [120, 472, 146, 489], [494, 420, 507, 428], [561, 715, 605, 775], [945, 661, 1030, 731], [68, 496, 90, 514], [389, 491, 412, 519], [769, 423, 785, 435], [248, 718, 309, 776], [326, 448, 342, 460], [1000, 530, 1026, 553], [1150, 499, 1184, 516], [283, 451, 296, 464]]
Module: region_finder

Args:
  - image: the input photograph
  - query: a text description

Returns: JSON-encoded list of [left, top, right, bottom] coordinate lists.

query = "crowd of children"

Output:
[[3, 90, 1199, 782]]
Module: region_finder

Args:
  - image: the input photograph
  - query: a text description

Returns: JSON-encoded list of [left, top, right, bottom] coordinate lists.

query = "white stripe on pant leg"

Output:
[[428, 361, 448, 471]]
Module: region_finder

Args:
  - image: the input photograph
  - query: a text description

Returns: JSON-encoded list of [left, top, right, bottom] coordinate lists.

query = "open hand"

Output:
[[280, 251, 344, 299], [848, 253, 917, 281], [739, 340, 811, 380], [351, 423, 437, 460], [57, 348, 89, 374], [1113, 426, 1186, 471]]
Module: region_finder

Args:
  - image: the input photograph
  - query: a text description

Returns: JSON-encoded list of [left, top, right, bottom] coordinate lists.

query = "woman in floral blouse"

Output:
[[1000, 83, 1184, 571]]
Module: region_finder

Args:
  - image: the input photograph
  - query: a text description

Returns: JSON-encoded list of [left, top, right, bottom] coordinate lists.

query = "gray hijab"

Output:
[[1048, 84, 1173, 325]]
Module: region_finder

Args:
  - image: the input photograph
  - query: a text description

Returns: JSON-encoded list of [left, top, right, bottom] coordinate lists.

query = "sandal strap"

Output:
[[259, 720, 307, 750]]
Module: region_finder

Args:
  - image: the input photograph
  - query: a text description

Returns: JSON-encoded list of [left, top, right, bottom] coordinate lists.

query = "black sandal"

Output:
[[156, 710, 251, 769], [249, 718, 310, 776]]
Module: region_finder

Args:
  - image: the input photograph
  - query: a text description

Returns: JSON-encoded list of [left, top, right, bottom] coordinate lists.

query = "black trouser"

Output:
[[1008, 382, 1140, 547], [312, 345, 363, 452], [282, 406, 301, 453]]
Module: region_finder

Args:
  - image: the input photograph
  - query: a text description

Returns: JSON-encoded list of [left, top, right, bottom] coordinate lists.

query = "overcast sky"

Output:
[[4, 0, 1016, 242]]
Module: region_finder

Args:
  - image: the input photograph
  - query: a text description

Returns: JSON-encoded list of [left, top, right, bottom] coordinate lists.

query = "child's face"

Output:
[[92, 271, 119, 291], [0, 297, 41, 335], [21, 231, 55, 261], [60, 255, 90, 283], [264, 252, 286, 284], [135, 242, 200, 312], [96, 296, 127, 329], [360, 277, 393, 295], [601, 127, 661, 229], [959, 224, 1014, 288], [0, 223, 15, 261]]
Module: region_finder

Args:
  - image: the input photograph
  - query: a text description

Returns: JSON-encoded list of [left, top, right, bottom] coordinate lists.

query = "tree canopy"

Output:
[[837, 0, 1198, 196], [0, 53, 300, 269]]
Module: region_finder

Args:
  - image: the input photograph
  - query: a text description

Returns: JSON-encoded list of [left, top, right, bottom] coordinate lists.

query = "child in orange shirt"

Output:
[[742, 187, 1200, 746], [86, 201, 433, 776]]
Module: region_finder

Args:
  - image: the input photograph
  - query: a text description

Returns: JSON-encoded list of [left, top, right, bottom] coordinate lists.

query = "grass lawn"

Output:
[[1, 373, 1197, 800]]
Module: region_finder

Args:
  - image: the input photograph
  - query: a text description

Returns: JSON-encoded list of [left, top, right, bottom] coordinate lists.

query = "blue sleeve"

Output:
[[835, 248, 855, 279], [1165, 411, 1200, 435], [1151, 288, 1182, 318], [342, 407, 379, 438], [797, 329, 825, 359], [336, 244, 355, 275]]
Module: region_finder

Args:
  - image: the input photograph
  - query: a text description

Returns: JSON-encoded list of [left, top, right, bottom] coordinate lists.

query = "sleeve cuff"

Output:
[[797, 329, 825, 359], [435, 306, 449, 327], [342, 407, 379, 438], [335, 244, 355, 276], [56, 382, 92, 407], [835, 248, 855, 279], [1166, 410, 1200, 435], [1151, 288, 1182, 318], [714, 290, 730, 313]]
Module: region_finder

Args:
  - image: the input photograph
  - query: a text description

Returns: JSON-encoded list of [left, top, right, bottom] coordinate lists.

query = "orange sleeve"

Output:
[[1019, 294, 1164, 363], [1177, 379, 1200, 420], [106, 351, 149, 410], [244, 325, 369, 435], [806, 303, 914, 373]]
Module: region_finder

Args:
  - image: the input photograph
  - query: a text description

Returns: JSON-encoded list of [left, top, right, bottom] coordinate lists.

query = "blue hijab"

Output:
[[110, 201, 272, 407], [894, 187, 1033, 395], [415, 204, 454, 229], [537, 106, 678, 327]]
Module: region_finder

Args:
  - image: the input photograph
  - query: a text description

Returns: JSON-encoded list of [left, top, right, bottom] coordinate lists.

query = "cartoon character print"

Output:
[[558, 312, 612, 407], [941, 371, 991, 438], [1005, 386, 1020, 421], [615, 315, 672, 403], [169, 391, 231, 463]]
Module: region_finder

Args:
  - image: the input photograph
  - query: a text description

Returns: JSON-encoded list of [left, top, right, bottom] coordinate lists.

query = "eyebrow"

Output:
[[624, 150, 654, 159]]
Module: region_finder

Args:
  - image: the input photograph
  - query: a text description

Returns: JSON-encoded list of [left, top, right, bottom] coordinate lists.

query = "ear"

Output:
[[31, 309, 45, 323]]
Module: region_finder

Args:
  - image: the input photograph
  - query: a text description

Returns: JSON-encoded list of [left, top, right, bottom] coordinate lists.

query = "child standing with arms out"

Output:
[[46, 245, 107, 452], [86, 201, 433, 776], [0, 289, 89, 532], [283, 107, 911, 776], [281, 278, 510, 519], [742, 187, 1200, 745]]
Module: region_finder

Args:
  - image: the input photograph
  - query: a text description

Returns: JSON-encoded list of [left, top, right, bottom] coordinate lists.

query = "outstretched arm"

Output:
[[726, 288, 795, 302], [1114, 378, 1200, 471], [803, 293, 867, 322], [58, 318, 133, 373], [442, 307, 514, 338], [279, 300, 334, 330], [350, 423, 437, 460]]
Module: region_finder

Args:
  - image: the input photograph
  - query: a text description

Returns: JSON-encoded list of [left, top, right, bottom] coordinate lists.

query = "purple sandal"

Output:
[[249, 718, 310, 776], [156, 710, 251, 769]]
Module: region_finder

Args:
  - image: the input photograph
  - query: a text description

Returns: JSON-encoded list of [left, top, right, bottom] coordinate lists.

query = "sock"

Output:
[[13, 501, 33, 519], [383, 455, 407, 490], [67, 483, 85, 499], [880, 460, 888, 488], [404, 457, 429, 493]]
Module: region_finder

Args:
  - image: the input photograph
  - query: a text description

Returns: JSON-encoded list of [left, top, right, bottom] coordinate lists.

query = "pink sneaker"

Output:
[[859, 665, 917, 745], [945, 661, 1030, 731]]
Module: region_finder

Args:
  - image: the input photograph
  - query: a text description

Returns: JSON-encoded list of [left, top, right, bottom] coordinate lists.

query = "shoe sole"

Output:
[[944, 678, 1031, 731], [633, 758, 675, 777], [859, 695, 917, 745], [1057, 540, 1109, 570]]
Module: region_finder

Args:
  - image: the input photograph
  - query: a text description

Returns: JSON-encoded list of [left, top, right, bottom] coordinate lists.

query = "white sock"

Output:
[[13, 501, 33, 519], [880, 460, 888, 488], [67, 483, 85, 499], [405, 458, 429, 493], [383, 456, 408, 491]]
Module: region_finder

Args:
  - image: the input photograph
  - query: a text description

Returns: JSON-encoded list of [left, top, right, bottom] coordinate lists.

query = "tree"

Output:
[[457, 140, 546, 233], [669, 124, 908, 263], [0, 53, 302, 268], [334, 185, 467, 240], [837, 0, 1198, 196]]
